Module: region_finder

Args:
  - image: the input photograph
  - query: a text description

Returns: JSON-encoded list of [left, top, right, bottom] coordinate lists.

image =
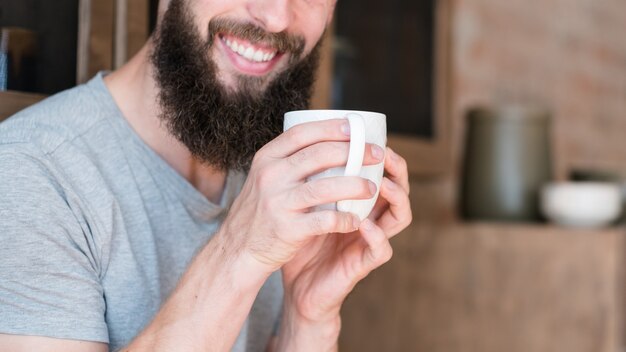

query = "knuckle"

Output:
[[301, 182, 322, 204], [287, 126, 306, 145], [251, 150, 265, 167], [254, 166, 276, 189], [397, 155, 408, 170], [405, 211, 413, 227], [382, 245, 394, 263]]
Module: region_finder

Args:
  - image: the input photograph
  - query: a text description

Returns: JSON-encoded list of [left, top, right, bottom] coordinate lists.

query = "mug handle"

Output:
[[337, 113, 365, 213]]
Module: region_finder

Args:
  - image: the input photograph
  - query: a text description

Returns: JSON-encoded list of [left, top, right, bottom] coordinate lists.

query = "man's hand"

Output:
[[222, 119, 385, 273], [273, 147, 412, 351]]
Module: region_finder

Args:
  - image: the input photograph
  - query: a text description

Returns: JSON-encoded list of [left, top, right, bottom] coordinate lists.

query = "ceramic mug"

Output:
[[284, 110, 387, 220]]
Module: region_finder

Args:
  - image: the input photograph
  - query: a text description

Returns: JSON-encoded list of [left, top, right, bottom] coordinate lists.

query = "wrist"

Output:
[[275, 303, 341, 352], [219, 217, 288, 275], [207, 225, 275, 289]]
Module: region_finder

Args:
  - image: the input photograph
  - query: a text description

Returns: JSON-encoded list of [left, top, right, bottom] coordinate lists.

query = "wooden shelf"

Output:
[[340, 221, 625, 352], [0, 90, 46, 121], [455, 221, 624, 235]]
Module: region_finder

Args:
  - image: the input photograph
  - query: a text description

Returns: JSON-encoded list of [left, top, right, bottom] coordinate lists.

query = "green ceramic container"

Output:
[[461, 106, 553, 222]]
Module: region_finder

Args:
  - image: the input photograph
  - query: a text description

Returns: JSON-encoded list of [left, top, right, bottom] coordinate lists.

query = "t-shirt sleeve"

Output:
[[0, 149, 109, 343]]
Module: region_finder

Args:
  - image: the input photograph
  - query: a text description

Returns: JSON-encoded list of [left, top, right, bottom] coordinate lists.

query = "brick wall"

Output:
[[452, 0, 626, 181]]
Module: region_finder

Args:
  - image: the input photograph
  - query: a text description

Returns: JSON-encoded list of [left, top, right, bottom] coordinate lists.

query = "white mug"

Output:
[[284, 110, 387, 220]]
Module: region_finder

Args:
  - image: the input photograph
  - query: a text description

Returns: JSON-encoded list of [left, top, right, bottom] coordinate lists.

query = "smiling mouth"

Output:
[[219, 34, 280, 63], [223, 38, 276, 63]]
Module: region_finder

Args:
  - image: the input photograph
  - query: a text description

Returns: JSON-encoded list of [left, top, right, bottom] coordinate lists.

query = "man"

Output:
[[0, 0, 411, 350]]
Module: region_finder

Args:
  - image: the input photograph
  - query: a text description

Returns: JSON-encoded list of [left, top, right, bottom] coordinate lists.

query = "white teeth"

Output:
[[243, 47, 255, 60], [253, 50, 264, 62], [223, 37, 277, 63]]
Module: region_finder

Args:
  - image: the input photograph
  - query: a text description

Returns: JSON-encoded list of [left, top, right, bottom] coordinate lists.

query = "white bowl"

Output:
[[541, 182, 622, 228]]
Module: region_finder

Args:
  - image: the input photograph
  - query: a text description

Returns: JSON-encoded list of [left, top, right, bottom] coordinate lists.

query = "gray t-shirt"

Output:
[[0, 74, 283, 351]]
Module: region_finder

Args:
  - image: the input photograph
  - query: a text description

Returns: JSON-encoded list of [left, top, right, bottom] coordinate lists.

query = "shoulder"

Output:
[[0, 74, 115, 155], [0, 74, 128, 212], [0, 145, 84, 229], [0, 134, 112, 279]]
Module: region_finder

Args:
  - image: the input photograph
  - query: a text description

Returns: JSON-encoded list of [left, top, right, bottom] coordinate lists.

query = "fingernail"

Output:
[[341, 121, 350, 135], [361, 218, 373, 231], [352, 214, 361, 229], [368, 181, 377, 196], [367, 180, 378, 196], [371, 144, 384, 161]]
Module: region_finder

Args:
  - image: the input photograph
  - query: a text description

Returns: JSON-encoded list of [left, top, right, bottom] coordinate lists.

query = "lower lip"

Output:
[[218, 36, 282, 76]]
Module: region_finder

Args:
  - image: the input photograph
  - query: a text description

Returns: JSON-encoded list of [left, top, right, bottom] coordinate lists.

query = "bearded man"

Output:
[[0, 0, 411, 351]]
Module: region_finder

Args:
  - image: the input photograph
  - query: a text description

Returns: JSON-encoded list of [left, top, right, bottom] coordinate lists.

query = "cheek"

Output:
[[293, 1, 333, 53], [300, 18, 329, 54]]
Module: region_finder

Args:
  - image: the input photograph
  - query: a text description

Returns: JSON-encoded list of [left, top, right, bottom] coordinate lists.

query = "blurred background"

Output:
[[2, 0, 626, 351]]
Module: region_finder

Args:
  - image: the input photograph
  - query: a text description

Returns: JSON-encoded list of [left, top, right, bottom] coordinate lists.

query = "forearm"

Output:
[[122, 229, 271, 352]]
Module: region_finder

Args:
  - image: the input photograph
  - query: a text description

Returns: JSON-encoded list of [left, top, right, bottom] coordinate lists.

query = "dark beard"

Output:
[[150, 0, 321, 172]]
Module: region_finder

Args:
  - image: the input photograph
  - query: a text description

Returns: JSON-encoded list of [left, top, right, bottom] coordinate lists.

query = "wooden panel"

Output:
[[87, 0, 114, 78], [113, 0, 128, 69], [310, 28, 334, 110], [0, 90, 45, 121], [340, 222, 624, 352], [127, 0, 149, 59], [77, 0, 92, 84]]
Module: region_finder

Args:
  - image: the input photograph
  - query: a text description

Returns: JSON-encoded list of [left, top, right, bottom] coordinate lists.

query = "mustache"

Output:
[[208, 18, 306, 58]]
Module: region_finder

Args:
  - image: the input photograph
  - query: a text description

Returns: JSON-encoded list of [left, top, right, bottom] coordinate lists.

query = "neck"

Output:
[[104, 43, 227, 204]]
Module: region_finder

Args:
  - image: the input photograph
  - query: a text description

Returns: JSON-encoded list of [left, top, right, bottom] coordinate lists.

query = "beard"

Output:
[[150, 0, 322, 172]]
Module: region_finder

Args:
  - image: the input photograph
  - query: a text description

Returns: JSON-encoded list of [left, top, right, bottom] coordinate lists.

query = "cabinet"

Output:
[[340, 223, 625, 352], [0, 0, 149, 120]]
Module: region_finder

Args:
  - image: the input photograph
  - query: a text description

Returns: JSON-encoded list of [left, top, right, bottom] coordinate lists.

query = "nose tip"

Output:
[[247, 0, 293, 33]]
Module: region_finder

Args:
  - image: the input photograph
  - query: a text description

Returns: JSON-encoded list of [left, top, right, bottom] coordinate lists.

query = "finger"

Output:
[[297, 210, 361, 237], [289, 176, 377, 209], [262, 119, 350, 159], [283, 142, 384, 180], [384, 147, 410, 195], [375, 177, 413, 238], [359, 219, 393, 273], [367, 195, 389, 221]]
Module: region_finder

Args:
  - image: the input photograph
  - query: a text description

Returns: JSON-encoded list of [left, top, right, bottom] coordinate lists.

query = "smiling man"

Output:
[[0, 0, 411, 351]]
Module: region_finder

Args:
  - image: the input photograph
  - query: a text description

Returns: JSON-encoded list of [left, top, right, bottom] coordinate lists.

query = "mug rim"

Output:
[[285, 109, 386, 120]]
